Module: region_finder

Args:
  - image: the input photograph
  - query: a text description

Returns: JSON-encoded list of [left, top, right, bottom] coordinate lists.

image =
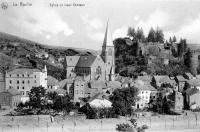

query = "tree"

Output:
[[147, 27, 156, 42], [178, 38, 187, 58], [110, 87, 139, 116], [127, 27, 136, 40], [184, 48, 192, 68], [29, 86, 46, 110], [155, 27, 164, 43], [172, 36, 177, 42], [169, 37, 173, 44], [136, 27, 145, 42]]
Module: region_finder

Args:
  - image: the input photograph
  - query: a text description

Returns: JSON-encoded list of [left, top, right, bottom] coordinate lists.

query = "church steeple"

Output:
[[102, 20, 113, 48], [101, 20, 115, 81]]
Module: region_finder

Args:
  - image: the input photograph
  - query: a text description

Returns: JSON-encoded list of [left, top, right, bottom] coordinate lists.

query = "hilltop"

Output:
[[0, 32, 94, 80]]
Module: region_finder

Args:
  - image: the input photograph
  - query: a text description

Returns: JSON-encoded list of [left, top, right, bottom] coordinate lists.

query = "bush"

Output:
[[116, 123, 134, 132]]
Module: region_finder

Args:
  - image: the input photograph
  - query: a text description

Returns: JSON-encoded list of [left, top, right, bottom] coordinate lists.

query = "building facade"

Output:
[[0, 89, 21, 109], [5, 66, 47, 102], [65, 22, 115, 82]]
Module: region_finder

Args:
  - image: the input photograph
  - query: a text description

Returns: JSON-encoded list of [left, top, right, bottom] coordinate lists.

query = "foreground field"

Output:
[[1, 110, 200, 132]]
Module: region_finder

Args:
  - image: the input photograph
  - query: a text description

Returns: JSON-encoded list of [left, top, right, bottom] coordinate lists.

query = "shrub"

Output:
[[116, 123, 134, 132]]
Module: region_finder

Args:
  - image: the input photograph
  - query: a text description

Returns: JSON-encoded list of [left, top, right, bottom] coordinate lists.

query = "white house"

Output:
[[5, 66, 47, 102], [131, 80, 156, 109]]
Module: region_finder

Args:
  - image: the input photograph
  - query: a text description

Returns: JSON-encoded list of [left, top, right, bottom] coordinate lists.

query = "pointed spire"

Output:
[[102, 20, 113, 47]]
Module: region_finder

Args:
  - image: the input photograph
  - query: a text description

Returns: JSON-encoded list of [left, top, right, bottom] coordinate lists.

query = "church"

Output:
[[65, 22, 115, 82]]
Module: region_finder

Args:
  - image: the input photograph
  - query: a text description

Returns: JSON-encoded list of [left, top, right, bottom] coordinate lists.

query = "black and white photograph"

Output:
[[0, 0, 200, 132]]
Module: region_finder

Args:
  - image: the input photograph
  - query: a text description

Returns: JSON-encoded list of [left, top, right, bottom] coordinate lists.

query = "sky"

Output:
[[0, 0, 200, 50]]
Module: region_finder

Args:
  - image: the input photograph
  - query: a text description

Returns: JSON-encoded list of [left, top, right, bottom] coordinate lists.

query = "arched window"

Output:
[[96, 66, 102, 75]]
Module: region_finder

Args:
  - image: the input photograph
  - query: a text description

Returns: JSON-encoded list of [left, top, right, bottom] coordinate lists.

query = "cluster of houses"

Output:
[[0, 22, 200, 113]]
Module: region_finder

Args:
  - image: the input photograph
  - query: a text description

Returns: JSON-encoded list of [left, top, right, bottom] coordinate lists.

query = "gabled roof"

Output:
[[137, 76, 152, 84], [66, 56, 80, 67], [187, 79, 200, 87], [89, 80, 107, 89], [76, 55, 97, 68], [132, 80, 156, 91], [1, 88, 21, 96], [106, 81, 121, 88], [58, 78, 74, 89], [176, 75, 186, 82], [7, 68, 41, 75], [47, 76, 58, 86], [185, 88, 199, 96], [184, 72, 193, 78], [46, 88, 66, 95]]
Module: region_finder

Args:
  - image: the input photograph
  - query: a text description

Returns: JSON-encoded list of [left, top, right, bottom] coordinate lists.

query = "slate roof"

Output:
[[176, 76, 186, 82], [132, 80, 156, 91], [106, 81, 121, 88], [185, 88, 199, 96], [137, 76, 152, 84], [185, 72, 194, 78], [76, 55, 97, 68], [89, 80, 107, 89], [7, 68, 41, 75], [47, 76, 58, 86], [66, 56, 80, 67], [1, 88, 21, 96], [58, 78, 74, 89], [153, 75, 176, 86], [187, 79, 200, 87], [46, 88, 66, 95]]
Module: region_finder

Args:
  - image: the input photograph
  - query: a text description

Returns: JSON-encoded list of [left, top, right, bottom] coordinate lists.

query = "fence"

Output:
[[1, 114, 200, 132]]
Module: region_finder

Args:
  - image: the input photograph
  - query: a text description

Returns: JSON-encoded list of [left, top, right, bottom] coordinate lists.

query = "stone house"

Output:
[[0, 72, 5, 92], [131, 80, 157, 109], [0, 88, 21, 109], [167, 91, 183, 112], [174, 75, 187, 92], [5, 66, 47, 102], [185, 88, 200, 109]]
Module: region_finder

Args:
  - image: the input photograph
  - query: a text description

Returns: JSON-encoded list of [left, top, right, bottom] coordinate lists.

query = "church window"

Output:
[[96, 66, 102, 75]]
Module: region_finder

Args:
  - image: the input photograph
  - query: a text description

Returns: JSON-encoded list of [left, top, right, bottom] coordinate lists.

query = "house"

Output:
[[65, 22, 115, 82], [186, 78, 200, 89], [136, 75, 152, 84], [106, 81, 122, 93], [47, 76, 59, 90], [152, 75, 177, 90], [0, 88, 21, 109], [46, 87, 67, 96], [132, 80, 157, 109], [167, 91, 183, 112], [87, 80, 107, 97], [185, 88, 200, 109], [5, 66, 47, 102], [174, 75, 187, 92], [184, 72, 194, 80], [58, 78, 74, 97], [0, 72, 5, 92], [73, 76, 87, 102]]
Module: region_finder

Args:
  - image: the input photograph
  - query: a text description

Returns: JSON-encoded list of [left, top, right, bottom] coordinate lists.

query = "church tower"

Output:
[[101, 21, 115, 81]]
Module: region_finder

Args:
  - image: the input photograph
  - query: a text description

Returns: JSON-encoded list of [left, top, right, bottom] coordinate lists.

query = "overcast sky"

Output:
[[0, 0, 200, 50]]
